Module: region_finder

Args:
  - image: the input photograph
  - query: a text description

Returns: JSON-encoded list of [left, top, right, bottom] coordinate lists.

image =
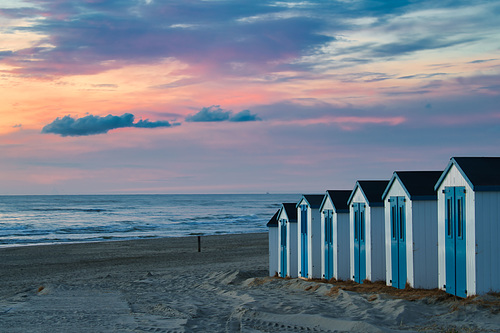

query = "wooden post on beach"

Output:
[[198, 236, 201, 252]]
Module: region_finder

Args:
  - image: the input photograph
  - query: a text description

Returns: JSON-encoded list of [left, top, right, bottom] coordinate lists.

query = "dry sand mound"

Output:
[[1, 234, 500, 332]]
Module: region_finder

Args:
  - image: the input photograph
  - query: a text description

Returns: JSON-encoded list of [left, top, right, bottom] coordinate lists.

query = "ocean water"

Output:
[[0, 194, 300, 247]]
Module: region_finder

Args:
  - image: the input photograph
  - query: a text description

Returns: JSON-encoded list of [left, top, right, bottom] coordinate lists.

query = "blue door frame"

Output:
[[300, 205, 308, 277], [390, 197, 407, 289], [324, 210, 333, 279], [445, 187, 467, 297], [353, 203, 366, 283], [280, 219, 287, 277]]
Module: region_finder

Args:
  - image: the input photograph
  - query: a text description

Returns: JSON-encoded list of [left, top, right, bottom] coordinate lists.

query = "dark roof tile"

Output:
[[282, 203, 298, 222], [325, 190, 351, 212], [266, 209, 279, 227]]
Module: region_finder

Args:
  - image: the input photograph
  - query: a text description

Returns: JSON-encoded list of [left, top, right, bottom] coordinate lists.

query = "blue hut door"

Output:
[[280, 219, 287, 277], [445, 187, 467, 297], [390, 197, 407, 289], [324, 210, 333, 279], [300, 205, 308, 277], [353, 203, 366, 283]]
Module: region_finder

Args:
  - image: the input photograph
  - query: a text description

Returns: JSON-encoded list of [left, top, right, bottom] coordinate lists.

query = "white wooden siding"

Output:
[[321, 196, 350, 281], [349, 187, 385, 282], [320, 197, 334, 279], [383, 180, 407, 286], [349, 188, 364, 280], [297, 199, 306, 278], [436, 164, 475, 294], [296, 198, 322, 279], [383, 179, 438, 289]]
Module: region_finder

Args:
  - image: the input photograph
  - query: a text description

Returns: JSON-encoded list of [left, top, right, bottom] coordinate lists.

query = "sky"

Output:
[[0, 0, 499, 195]]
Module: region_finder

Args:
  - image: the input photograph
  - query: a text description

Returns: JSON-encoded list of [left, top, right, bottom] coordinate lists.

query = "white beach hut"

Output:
[[297, 194, 324, 279], [277, 203, 298, 278], [382, 171, 442, 289], [435, 157, 500, 297], [267, 209, 280, 277], [319, 190, 351, 281], [348, 180, 389, 283]]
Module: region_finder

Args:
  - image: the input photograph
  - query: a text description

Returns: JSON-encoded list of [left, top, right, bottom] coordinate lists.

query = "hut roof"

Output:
[[320, 190, 351, 213], [296, 194, 324, 209], [382, 171, 442, 201], [435, 157, 500, 191], [348, 180, 389, 207]]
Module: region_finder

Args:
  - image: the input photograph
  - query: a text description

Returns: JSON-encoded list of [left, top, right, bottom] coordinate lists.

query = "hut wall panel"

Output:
[[365, 204, 373, 281], [288, 220, 298, 278], [268, 227, 278, 276], [310, 208, 322, 279], [406, 200, 414, 287], [475, 191, 500, 294], [336, 212, 350, 281], [370, 206, 386, 282], [412, 200, 438, 289]]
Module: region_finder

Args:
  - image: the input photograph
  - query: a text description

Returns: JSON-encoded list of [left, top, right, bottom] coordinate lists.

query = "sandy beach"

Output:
[[1, 233, 500, 332]]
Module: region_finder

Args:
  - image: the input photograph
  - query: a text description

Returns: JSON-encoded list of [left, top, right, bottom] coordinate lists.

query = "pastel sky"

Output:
[[1, 0, 499, 195]]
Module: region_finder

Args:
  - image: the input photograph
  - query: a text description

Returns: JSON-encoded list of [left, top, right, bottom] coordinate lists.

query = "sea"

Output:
[[0, 194, 300, 247]]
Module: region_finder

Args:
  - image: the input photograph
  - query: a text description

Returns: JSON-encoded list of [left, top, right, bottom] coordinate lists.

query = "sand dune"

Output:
[[1, 233, 499, 332]]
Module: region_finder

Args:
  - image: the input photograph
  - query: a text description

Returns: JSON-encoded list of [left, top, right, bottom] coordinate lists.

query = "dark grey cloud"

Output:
[[0, 7, 41, 19], [468, 58, 497, 64], [42, 113, 177, 136], [186, 106, 261, 122], [185, 106, 231, 122], [398, 73, 448, 80], [230, 110, 262, 122], [370, 37, 477, 58]]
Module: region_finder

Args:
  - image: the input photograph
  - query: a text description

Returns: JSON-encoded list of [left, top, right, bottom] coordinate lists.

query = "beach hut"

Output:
[[319, 190, 352, 281], [267, 209, 279, 277], [297, 194, 324, 279], [348, 180, 389, 283], [382, 171, 442, 289], [277, 203, 298, 278], [435, 157, 500, 297]]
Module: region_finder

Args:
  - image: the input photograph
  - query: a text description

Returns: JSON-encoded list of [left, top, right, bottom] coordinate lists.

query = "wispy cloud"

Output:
[[42, 113, 178, 136], [1, 0, 333, 78]]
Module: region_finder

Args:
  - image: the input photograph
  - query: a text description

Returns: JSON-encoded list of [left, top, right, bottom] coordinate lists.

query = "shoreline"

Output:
[[0, 231, 261, 249], [1, 232, 500, 332]]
